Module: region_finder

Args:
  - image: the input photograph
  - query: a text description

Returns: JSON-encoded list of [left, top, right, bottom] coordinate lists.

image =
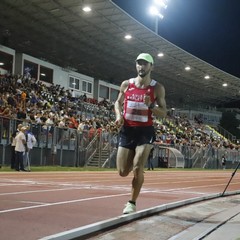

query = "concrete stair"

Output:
[[87, 148, 109, 167]]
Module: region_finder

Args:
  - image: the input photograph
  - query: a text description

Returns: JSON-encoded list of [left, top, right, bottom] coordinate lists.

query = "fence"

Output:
[[174, 143, 240, 169], [0, 116, 239, 169], [0, 116, 119, 168]]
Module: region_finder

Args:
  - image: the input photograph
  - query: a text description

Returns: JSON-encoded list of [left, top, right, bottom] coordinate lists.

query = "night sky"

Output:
[[113, 0, 240, 78]]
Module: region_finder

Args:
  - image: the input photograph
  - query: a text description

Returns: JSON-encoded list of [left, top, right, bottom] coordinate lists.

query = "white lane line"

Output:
[[147, 182, 240, 192], [20, 201, 47, 205], [142, 190, 207, 195], [0, 175, 237, 190], [0, 185, 131, 196], [0, 184, 39, 187], [1, 181, 239, 197], [0, 193, 131, 214], [0, 188, 85, 196], [145, 179, 231, 186]]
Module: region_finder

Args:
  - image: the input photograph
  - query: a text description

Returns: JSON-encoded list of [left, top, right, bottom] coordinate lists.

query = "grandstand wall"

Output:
[[0, 44, 121, 103], [0, 44, 229, 121], [0, 45, 15, 75], [98, 80, 119, 103], [174, 108, 222, 126]]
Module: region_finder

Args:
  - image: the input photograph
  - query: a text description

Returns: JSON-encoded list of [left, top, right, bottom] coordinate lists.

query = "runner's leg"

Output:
[[116, 146, 135, 176], [131, 144, 152, 202]]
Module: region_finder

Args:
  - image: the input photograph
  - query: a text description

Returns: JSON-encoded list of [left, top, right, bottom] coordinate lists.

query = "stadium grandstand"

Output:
[[0, 0, 239, 170]]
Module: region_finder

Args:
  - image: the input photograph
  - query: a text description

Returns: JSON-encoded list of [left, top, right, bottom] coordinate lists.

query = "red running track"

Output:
[[0, 170, 240, 240]]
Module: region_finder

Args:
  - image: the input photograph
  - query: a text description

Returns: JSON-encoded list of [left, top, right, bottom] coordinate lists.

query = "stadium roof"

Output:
[[0, 0, 240, 108]]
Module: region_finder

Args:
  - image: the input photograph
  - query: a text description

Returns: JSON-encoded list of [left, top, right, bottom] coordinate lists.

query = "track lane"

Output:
[[0, 170, 239, 240]]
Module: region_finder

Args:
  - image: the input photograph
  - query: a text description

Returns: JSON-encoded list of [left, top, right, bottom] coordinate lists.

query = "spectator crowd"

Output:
[[0, 73, 239, 156]]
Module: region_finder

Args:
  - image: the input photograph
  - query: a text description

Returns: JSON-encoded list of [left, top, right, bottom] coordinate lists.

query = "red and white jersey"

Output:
[[123, 78, 157, 127]]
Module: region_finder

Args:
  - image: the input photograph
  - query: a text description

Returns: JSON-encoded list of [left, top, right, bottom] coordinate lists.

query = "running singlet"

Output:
[[123, 78, 156, 127]]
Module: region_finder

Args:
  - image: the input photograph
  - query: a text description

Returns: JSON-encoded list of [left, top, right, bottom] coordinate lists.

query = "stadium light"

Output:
[[153, 0, 168, 9], [124, 34, 132, 40], [82, 6, 91, 12], [149, 0, 168, 34], [158, 52, 164, 57], [185, 66, 191, 71], [149, 6, 164, 19]]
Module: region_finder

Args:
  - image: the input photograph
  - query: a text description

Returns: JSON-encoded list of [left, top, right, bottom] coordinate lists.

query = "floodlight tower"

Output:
[[149, 0, 168, 34]]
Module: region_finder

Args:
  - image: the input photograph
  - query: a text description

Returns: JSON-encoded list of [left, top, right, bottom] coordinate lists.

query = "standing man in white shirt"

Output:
[[10, 124, 22, 169], [15, 126, 27, 171]]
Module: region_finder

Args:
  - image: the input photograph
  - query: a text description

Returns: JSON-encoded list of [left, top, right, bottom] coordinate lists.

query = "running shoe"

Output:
[[123, 202, 136, 214]]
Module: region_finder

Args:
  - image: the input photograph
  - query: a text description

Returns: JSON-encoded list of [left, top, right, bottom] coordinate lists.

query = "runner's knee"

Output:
[[133, 165, 143, 177], [118, 169, 129, 177]]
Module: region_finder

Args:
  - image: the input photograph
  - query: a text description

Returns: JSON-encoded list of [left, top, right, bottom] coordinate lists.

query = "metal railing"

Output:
[[0, 116, 118, 168], [217, 125, 236, 142], [0, 116, 239, 169]]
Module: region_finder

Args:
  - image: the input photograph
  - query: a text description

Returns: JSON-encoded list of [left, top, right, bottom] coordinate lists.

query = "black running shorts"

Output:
[[118, 125, 156, 150]]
